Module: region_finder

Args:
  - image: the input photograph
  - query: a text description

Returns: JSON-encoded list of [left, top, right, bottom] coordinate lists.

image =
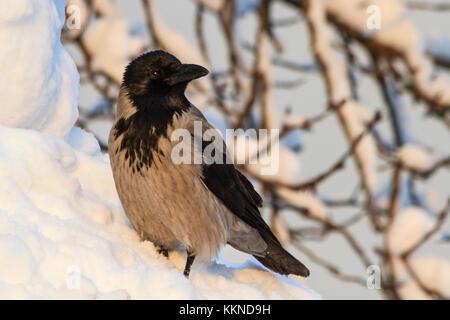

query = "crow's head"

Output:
[[123, 50, 208, 97]]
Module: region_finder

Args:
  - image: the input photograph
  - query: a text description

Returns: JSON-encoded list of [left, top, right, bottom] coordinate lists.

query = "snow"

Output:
[[390, 256, 450, 300], [339, 101, 378, 190], [0, 0, 79, 138], [409, 256, 450, 298], [326, 0, 450, 109], [83, 0, 145, 84], [387, 206, 435, 255], [396, 144, 430, 171], [284, 115, 307, 129], [0, 0, 319, 300], [277, 189, 328, 221], [191, 0, 224, 12], [307, 0, 350, 104], [228, 134, 302, 184], [325, 0, 404, 35], [204, 109, 304, 184], [0, 126, 319, 299], [387, 206, 449, 299], [152, 13, 206, 68], [305, 1, 378, 191], [149, 3, 211, 95], [64, 0, 89, 40], [271, 214, 291, 246], [259, 33, 279, 131], [0, 235, 35, 285]]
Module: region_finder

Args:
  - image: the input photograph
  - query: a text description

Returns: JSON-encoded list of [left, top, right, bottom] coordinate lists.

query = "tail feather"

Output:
[[254, 239, 310, 277]]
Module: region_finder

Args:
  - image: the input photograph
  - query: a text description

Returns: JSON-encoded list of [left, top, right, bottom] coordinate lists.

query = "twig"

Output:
[[279, 111, 381, 190], [194, 3, 231, 115], [402, 199, 450, 258], [406, 1, 450, 11], [280, 107, 330, 136], [293, 243, 368, 286], [413, 156, 450, 179], [400, 199, 450, 299], [141, 0, 161, 47]]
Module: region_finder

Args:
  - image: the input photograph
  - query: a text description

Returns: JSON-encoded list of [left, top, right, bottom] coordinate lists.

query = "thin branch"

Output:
[[280, 107, 330, 136], [402, 199, 450, 258], [194, 3, 231, 115], [413, 156, 450, 179], [293, 243, 367, 286], [406, 1, 450, 11], [400, 199, 450, 299], [141, 0, 161, 47], [279, 111, 382, 190]]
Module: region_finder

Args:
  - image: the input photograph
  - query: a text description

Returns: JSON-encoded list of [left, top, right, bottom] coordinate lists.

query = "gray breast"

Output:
[[108, 111, 232, 261]]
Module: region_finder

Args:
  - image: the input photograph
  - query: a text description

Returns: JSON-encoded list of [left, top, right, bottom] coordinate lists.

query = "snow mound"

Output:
[[0, 0, 79, 138], [0, 126, 319, 299]]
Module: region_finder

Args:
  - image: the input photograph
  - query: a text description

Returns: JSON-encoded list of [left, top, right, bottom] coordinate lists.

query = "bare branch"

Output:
[[293, 242, 368, 286]]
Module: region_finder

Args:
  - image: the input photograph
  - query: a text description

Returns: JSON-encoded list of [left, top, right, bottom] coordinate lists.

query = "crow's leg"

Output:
[[183, 251, 196, 278], [156, 245, 169, 258]]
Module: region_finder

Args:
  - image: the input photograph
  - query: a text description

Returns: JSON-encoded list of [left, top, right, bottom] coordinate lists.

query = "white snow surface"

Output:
[[0, 0, 79, 138], [0, 0, 320, 300], [0, 127, 319, 300]]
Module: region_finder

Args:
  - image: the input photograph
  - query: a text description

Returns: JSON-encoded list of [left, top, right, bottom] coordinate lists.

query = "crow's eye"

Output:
[[150, 70, 160, 78]]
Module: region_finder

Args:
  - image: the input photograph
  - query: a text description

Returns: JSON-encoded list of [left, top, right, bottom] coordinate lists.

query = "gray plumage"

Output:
[[108, 50, 310, 278], [110, 89, 266, 260]]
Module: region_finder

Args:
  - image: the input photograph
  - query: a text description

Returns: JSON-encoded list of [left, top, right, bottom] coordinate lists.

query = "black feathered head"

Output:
[[123, 50, 209, 96]]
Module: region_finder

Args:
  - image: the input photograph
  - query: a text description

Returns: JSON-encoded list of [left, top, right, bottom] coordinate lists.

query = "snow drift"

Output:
[[0, 126, 319, 299], [0, 0, 319, 299], [0, 0, 79, 138]]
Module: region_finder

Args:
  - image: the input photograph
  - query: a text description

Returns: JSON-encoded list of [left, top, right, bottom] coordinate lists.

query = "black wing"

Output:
[[236, 170, 263, 208], [189, 107, 309, 277], [189, 107, 309, 276], [201, 161, 309, 276], [201, 162, 274, 240]]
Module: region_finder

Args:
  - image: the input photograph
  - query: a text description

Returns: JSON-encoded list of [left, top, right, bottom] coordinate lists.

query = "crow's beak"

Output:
[[166, 64, 209, 85]]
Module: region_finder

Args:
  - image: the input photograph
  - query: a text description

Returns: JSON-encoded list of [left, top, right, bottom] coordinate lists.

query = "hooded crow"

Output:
[[108, 50, 310, 278]]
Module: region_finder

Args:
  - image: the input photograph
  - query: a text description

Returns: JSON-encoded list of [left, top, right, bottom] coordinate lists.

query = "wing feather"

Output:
[[187, 107, 278, 243]]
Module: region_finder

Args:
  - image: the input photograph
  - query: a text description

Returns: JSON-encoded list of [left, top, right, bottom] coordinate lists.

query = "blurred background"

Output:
[[62, 0, 450, 299]]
